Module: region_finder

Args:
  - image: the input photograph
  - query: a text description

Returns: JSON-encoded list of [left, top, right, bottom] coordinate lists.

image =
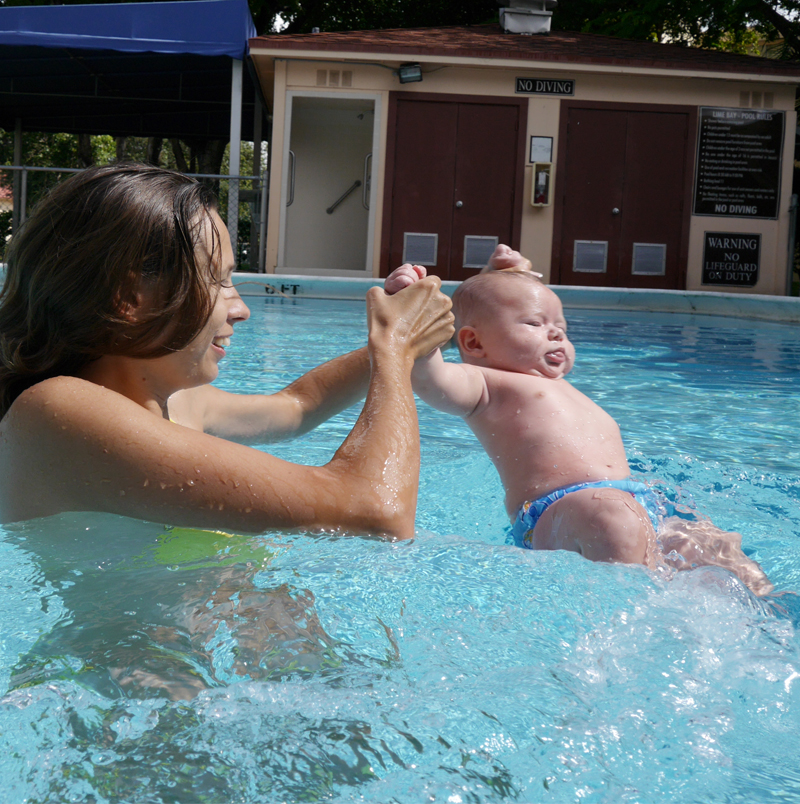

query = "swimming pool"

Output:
[[1, 296, 799, 802]]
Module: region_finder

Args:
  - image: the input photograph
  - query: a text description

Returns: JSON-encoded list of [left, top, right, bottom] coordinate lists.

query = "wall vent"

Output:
[[403, 233, 438, 266], [739, 89, 773, 109], [316, 70, 353, 87], [573, 241, 608, 273], [631, 243, 666, 276], [463, 236, 499, 268]]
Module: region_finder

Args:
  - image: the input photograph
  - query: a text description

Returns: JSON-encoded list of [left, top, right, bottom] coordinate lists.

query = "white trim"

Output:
[[250, 49, 800, 85]]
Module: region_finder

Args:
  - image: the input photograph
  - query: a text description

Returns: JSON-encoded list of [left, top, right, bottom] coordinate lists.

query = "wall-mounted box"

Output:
[[531, 162, 552, 207]]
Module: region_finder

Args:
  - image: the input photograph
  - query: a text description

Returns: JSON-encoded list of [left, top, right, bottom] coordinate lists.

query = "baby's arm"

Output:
[[385, 265, 486, 418], [411, 348, 486, 417]]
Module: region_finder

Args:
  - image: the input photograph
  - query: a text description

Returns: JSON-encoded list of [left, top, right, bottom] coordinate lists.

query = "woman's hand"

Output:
[[367, 275, 454, 362]]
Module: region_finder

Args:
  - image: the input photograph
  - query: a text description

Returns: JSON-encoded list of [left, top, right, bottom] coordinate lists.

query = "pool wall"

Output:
[[233, 273, 800, 324], [1, 265, 797, 323]]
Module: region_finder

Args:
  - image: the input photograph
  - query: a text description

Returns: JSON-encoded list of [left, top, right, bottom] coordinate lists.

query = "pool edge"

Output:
[[232, 273, 800, 324]]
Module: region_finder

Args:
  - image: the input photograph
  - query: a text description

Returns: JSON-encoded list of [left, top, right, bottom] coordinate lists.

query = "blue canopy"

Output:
[[0, 0, 262, 139], [0, 0, 255, 59]]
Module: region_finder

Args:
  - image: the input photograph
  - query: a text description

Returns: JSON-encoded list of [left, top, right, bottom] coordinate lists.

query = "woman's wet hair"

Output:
[[0, 163, 223, 418]]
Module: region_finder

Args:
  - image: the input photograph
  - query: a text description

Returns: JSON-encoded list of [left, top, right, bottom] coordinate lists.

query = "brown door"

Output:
[[382, 94, 526, 281], [554, 102, 694, 289]]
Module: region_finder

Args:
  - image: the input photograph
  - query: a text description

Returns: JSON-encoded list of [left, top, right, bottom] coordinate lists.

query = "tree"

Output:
[[247, 0, 497, 34], [550, 0, 800, 60]]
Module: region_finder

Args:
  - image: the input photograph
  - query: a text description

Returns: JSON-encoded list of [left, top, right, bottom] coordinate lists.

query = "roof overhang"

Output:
[[249, 26, 800, 87], [0, 0, 265, 139]]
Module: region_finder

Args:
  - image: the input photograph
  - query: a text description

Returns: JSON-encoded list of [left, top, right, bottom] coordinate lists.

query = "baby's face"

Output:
[[473, 282, 575, 379]]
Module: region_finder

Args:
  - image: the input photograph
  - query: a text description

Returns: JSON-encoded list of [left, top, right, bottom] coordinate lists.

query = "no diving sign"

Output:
[[515, 77, 575, 95], [702, 232, 760, 287]]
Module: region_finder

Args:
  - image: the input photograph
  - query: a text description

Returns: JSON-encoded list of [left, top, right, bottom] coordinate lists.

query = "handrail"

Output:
[[326, 179, 361, 214]]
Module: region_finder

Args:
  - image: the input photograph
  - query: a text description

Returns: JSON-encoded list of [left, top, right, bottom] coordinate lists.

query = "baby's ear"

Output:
[[457, 326, 484, 358]]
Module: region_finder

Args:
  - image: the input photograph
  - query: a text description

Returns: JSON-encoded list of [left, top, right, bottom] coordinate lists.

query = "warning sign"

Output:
[[701, 232, 760, 287]]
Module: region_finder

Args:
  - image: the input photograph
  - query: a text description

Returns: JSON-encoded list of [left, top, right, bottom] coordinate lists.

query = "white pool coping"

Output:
[[234, 273, 800, 324], [1, 265, 796, 323]]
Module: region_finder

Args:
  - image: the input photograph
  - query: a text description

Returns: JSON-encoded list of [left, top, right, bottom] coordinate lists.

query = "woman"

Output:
[[0, 164, 454, 538]]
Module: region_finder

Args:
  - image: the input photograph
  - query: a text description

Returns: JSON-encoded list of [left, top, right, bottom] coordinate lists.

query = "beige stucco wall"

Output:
[[252, 48, 798, 292]]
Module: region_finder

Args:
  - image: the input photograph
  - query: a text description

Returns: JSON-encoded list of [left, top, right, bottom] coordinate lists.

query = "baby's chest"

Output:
[[493, 377, 582, 411], [486, 380, 614, 432]]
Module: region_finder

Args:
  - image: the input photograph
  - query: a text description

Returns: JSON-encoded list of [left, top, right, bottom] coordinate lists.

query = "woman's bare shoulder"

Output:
[[0, 377, 143, 522], [5, 376, 138, 429]]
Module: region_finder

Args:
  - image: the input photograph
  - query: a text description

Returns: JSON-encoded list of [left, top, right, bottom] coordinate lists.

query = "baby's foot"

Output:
[[658, 516, 773, 596]]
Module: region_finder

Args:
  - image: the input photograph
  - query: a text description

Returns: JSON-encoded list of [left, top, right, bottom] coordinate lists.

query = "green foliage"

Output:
[[551, 0, 800, 59], [249, 0, 498, 34]]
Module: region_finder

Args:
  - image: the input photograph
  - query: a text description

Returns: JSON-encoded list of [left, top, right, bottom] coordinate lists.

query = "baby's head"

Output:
[[451, 271, 574, 378]]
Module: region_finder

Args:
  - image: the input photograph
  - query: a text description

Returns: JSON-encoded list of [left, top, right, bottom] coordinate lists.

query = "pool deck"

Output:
[[233, 273, 800, 324]]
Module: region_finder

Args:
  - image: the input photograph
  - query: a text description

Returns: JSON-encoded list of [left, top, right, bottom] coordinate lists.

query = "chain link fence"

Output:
[[0, 165, 269, 272]]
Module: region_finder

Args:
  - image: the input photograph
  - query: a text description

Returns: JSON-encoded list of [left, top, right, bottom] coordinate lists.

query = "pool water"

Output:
[[1, 298, 800, 803]]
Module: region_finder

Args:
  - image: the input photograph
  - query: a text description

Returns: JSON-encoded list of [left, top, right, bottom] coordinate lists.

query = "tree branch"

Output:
[[753, 0, 800, 55]]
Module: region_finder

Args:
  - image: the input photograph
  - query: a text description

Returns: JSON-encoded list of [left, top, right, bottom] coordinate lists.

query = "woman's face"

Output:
[[158, 210, 251, 390]]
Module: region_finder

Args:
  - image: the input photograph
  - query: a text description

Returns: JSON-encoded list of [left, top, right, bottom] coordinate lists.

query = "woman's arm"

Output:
[[0, 279, 454, 540], [169, 347, 371, 442]]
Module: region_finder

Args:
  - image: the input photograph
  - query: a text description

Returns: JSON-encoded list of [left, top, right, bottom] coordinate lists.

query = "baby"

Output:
[[386, 246, 772, 594]]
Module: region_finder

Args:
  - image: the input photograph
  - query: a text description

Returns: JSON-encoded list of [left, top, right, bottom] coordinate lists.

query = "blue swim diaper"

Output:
[[511, 479, 660, 550]]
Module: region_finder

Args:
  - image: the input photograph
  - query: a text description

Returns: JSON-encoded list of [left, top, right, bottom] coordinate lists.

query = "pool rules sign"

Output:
[[693, 107, 784, 219], [702, 232, 761, 287]]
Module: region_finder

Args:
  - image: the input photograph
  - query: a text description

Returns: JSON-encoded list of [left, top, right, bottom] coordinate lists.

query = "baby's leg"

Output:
[[658, 517, 773, 596], [530, 487, 658, 568]]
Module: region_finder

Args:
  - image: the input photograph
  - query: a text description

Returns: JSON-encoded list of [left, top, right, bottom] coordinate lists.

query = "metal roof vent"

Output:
[[498, 0, 557, 34]]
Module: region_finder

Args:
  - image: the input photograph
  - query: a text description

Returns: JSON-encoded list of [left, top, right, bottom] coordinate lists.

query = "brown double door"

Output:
[[382, 93, 526, 281], [554, 102, 695, 289]]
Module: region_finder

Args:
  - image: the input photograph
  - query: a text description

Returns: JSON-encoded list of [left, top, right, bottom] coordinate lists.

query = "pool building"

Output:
[[249, 17, 800, 295]]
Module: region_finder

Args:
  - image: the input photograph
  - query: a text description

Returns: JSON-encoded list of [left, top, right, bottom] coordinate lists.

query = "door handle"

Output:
[[286, 150, 296, 207], [455, 200, 463, 208], [362, 153, 372, 210], [612, 207, 620, 215]]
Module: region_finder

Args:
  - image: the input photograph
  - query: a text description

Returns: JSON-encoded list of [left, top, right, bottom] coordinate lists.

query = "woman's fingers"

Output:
[[367, 277, 454, 358]]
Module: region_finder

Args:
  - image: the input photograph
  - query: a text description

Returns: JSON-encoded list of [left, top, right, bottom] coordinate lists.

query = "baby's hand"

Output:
[[482, 244, 543, 277], [367, 276, 454, 360], [384, 263, 427, 295]]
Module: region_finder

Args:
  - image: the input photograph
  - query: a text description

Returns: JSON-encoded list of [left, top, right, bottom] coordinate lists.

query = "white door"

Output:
[[279, 94, 379, 275]]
